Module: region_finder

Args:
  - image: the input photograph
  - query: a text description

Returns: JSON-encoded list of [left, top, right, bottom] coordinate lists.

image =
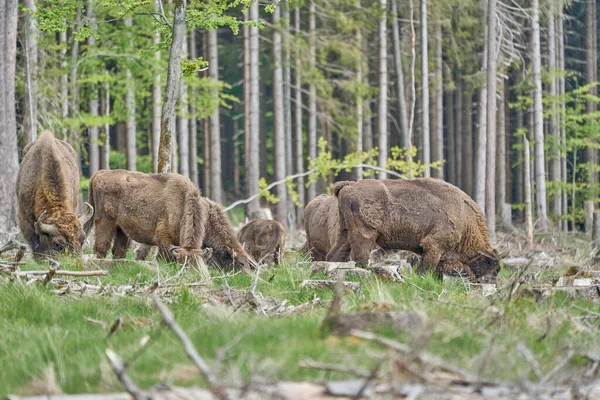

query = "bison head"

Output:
[[465, 249, 502, 284], [35, 202, 94, 256], [207, 245, 256, 273]]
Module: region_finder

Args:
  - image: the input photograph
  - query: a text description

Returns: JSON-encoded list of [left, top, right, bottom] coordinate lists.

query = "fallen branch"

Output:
[[353, 360, 382, 400], [151, 294, 232, 400], [10, 269, 108, 277], [105, 348, 151, 400]]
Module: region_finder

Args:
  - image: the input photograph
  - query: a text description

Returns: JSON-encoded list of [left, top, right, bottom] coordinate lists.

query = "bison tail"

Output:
[[264, 222, 284, 260], [85, 174, 98, 236], [333, 181, 355, 197]]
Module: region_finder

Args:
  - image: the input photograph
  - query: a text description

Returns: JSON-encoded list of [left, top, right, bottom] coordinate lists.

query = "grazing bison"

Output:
[[326, 178, 501, 283], [237, 219, 285, 264], [88, 169, 253, 271], [17, 130, 94, 258], [303, 194, 340, 261]]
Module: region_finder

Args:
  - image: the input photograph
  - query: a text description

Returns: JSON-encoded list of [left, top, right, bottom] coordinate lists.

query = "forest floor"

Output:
[[1, 229, 600, 399]]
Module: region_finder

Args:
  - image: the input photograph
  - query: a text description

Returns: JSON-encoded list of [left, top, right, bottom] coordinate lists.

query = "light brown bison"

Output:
[[237, 219, 285, 264], [303, 194, 340, 261], [17, 130, 94, 258], [326, 178, 501, 283], [88, 169, 253, 271]]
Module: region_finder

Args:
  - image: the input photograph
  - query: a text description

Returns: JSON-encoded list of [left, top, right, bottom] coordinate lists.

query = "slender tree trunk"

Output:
[[485, 0, 498, 238], [355, 0, 364, 181], [242, 19, 249, 203], [364, 102, 373, 153], [152, 0, 161, 173], [496, 79, 508, 227], [455, 79, 463, 188], [60, 30, 68, 137], [532, 0, 548, 231], [273, 5, 287, 224], [189, 31, 198, 186], [233, 116, 240, 196], [407, 0, 416, 176], [70, 5, 82, 173], [463, 90, 473, 196], [548, 13, 561, 220], [524, 136, 533, 247], [421, 0, 430, 176], [307, 0, 317, 201], [208, 29, 221, 202], [100, 75, 110, 170], [124, 16, 136, 172], [559, 10, 568, 231], [178, 32, 190, 178], [0, 0, 19, 230], [514, 107, 524, 222], [22, 0, 38, 145], [246, 0, 261, 216], [586, 0, 597, 197], [294, 6, 305, 223], [446, 90, 455, 184], [283, 0, 294, 225], [377, 0, 388, 179], [432, 22, 443, 179], [158, 0, 186, 174], [391, 0, 409, 150], [474, 18, 488, 211], [87, 1, 99, 176]]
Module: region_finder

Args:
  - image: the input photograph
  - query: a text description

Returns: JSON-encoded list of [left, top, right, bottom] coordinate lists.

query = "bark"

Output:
[[420, 0, 430, 176], [432, 22, 443, 179], [87, 1, 99, 176], [69, 5, 82, 173], [355, 0, 364, 181], [586, 0, 597, 193], [524, 137, 533, 248], [100, 75, 110, 170], [455, 79, 463, 189], [514, 107, 524, 222], [273, 5, 287, 224], [283, 0, 294, 225], [189, 31, 198, 186], [0, 0, 19, 230], [586, 200, 595, 235], [233, 116, 240, 196], [242, 19, 248, 203], [158, 0, 186, 174], [22, 0, 38, 145], [294, 6, 305, 223], [124, 16, 136, 172], [60, 30, 68, 131], [178, 32, 190, 178], [474, 21, 488, 211], [446, 90, 455, 184], [485, 0, 498, 239], [246, 0, 261, 216], [496, 79, 508, 228], [532, 0, 548, 231], [377, 0, 388, 179], [558, 10, 568, 231], [307, 0, 317, 201], [152, 0, 162, 173], [463, 90, 473, 197], [391, 0, 409, 150], [548, 13, 561, 220], [407, 0, 416, 176], [363, 103, 373, 153]]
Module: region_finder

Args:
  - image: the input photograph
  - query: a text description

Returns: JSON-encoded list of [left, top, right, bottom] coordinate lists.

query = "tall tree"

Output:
[[273, 5, 287, 224], [307, 0, 317, 201], [455, 79, 463, 188], [585, 0, 597, 194], [474, 5, 488, 211], [355, 0, 364, 181], [391, 0, 409, 150], [294, 6, 305, 223], [100, 75, 110, 170], [151, 0, 161, 173], [558, 9, 568, 231], [178, 33, 190, 178], [462, 90, 473, 196], [548, 12, 561, 219], [496, 79, 508, 227], [60, 30, 68, 136], [421, 0, 430, 176], [188, 30, 198, 186], [22, 0, 38, 145], [208, 28, 222, 203], [87, 1, 99, 176], [124, 15, 136, 171], [532, 0, 548, 231], [485, 0, 498, 238], [157, 0, 186, 174], [377, 0, 388, 179], [283, 0, 294, 225], [432, 22, 443, 179], [0, 0, 19, 230]]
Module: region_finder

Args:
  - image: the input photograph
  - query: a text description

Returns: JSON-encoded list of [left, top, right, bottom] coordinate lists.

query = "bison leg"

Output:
[[346, 224, 378, 266], [94, 217, 116, 258], [111, 228, 131, 259], [418, 236, 443, 278], [326, 235, 351, 262]]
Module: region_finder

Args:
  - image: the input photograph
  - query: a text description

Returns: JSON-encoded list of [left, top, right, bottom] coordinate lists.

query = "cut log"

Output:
[[310, 261, 371, 280], [585, 200, 594, 235]]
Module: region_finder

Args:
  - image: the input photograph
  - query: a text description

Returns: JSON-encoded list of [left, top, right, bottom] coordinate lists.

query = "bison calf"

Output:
[[17, 130, 94, 258], [326, 178, 501, 283], [237, 219, 285, 264], [88, 170, 253, 271]]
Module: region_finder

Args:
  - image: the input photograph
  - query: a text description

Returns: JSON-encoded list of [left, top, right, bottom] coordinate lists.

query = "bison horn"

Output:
[[78, 202, 94, 228], [36, 210, 59, 236], [478, 250, 501, 261]]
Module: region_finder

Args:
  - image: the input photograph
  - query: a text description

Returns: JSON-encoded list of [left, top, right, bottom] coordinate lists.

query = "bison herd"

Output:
[[16, 131, 502, 283]]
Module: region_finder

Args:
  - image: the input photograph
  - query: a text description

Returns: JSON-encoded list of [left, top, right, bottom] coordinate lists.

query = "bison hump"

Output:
[[333, 181, 355, 197]]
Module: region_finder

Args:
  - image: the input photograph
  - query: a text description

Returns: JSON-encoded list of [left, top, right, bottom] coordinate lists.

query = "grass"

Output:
[[1, 249, 600, 396]]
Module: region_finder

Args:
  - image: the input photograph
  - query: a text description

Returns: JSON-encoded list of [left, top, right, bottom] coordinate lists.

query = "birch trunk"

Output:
[[355, 0, 364, 181], [463, 91, 473, 197], [87, 1, 99, 176], [391, 0, 409, 150], [22, 0, 38, 144], [455, 79, 463, 188], [549, 13, 561, 219], [532, 0, 548, 231], [294, 6, 305, 223], [524, 137, 533, 247], [377, 0, 388, 179], [188, 31, 198, 185], [246, 0, 261, 217], [178, 33, 190, 178], [496, 79, 508, 228], [124, 16, 136, 172], [307, 0, 317, 201], [208, 29, 221, 202], [283, 0, 294, 225], [432, 22, 443, 179], [485, 0, 498, 238], [273, 5, 287, 224], [474, 20, 488, 211], [420, 0, 430, 176], [69, 5, 82, 173], [243, 19, 249, 203], [60, 30, 68, 135], [152, 0, 161, 173], [0, 0, 19, 230], [586, 0, 597, 195], [157, 0, 186, 174], [558, 10, 568, 231]]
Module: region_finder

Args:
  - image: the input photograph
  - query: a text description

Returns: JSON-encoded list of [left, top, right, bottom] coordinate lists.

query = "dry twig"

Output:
[[105, 348, 151, 400], [299, 359, 370, 378]]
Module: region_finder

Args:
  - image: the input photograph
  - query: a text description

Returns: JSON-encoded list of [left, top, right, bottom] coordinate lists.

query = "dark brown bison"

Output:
[[237, 219, 285, 264], [17, 130, 94, 258], [88, 169, 253, 271], [326, 178, 501, 283]]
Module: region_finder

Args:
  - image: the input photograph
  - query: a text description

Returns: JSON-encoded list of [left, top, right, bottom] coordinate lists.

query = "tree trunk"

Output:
[[188, 31, 198, 186], [178, 32, 190, 178], [363, 103, 373, 153], [586, 0, 597, 197], [432, 22, 443, 179], [22, 0, 38, 145], [474, 20, 488, 211], [273, 5, 287, 224], [485, 0, 498, 239], [532, 0, 548, 231], [548, 13, 561, 220], [307, 0, 317, 201], [283, 0, 294, 226], [391, 0, 409, 150], [455, 79, 463, 189], [157, 0, 186, 174], [420, 0, 430, 176], [355, 0, 364, 181], [233, 116, 240, 196], [446, 90, 455, 184], [514, 107, 524, 222], [0, 0, 19, 230], [294, 6, 305, 223], [407, 0, 416, 176], [100, 75, 110, 170], [124, 16, 136, 172], [377, 0, 388, 179], [208, 29, 221, 202], [496, 79, 508, 228], [152, 1, 162, 173], [87, 1, 99, 177], [60, 30, 68, 138], [246, 0, 261, 217], [524, 137, 533, 248], [558, 10, 568, 231], [463, 90, 473, 197]]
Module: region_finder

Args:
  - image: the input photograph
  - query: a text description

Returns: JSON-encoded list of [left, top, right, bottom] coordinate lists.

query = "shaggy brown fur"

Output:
[[237, 219, 285, 264], [17, 131, 94, 258], [303, 194, 341, 261], [326, 178, 501, 283], [88, 169, 252, 271]]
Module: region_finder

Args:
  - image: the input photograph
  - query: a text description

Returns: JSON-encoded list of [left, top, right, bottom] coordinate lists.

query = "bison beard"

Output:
[[17, 131, 94, 258], [88, 170, 253, 271], [326, 178, 501, 283], [237, 219, 285, 264]]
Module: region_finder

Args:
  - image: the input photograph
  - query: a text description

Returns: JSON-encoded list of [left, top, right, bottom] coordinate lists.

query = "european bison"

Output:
[[237, 219, 285, 264], [17, 130, 94, 258], [303, 194, 340, 261], [88, 169, 253, 271], [326, 178, 501, 283]]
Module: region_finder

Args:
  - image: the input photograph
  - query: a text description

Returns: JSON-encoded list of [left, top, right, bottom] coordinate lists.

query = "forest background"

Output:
[[0, 0, 599, 242]]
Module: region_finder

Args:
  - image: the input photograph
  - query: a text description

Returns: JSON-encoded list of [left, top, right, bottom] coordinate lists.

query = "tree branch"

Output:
[[105, 349, 151, 400]]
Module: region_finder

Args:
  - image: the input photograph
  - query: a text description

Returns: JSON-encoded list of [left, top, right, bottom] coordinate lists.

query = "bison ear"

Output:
[[79, 202, 95, 237]]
